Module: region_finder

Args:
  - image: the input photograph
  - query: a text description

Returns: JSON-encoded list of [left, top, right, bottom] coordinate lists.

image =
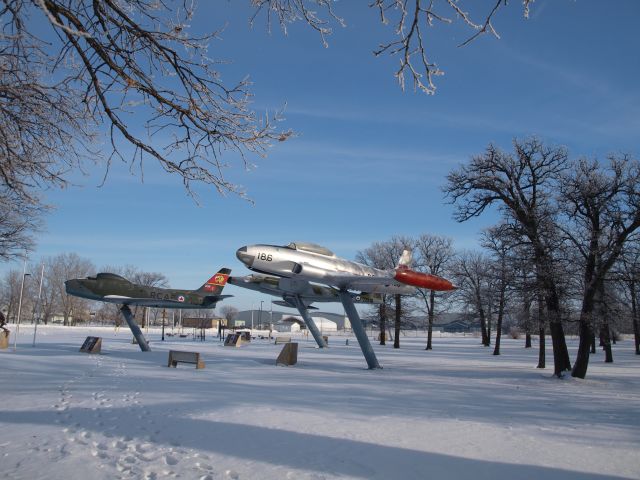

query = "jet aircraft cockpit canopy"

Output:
[[286, 242, 335, 257], [94, 272, 127, 281]]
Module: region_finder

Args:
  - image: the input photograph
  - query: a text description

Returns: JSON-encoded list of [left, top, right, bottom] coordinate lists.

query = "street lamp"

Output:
[[161, 308, 166, 341], [14, 269, 31, 350], [259, 301, 263, 329], [32, 263, 45, 347]]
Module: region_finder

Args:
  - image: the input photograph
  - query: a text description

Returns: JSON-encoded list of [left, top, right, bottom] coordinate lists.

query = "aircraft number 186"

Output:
[[258, 253, 273, 261]]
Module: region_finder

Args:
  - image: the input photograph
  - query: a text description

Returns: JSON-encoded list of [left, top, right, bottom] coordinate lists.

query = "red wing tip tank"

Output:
[[393, 265, 456, 291]]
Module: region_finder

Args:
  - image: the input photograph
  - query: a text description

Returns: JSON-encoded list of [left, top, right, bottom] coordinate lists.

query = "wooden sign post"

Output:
[[79, 336, 102, 354], [276, 342, 298, 366]]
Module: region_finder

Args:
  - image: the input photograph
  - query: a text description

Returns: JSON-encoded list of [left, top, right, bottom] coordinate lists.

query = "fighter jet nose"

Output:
[[236, 246, 255, 268], [65, 279, 88, 296]]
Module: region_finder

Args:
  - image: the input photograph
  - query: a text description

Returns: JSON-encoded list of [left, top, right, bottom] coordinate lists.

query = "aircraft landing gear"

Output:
[[339, 291, 381, 369], [120, 305, 151, 352], [291, 295, 328, 349]]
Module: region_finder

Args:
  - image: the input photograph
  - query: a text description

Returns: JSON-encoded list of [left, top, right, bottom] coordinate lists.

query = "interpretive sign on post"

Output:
[[167, 350, 205, 369], [276, 342, 298, 366], [0, 330, 9, 349], [224, 333, 248, 347], [79, 336, 102, 354]]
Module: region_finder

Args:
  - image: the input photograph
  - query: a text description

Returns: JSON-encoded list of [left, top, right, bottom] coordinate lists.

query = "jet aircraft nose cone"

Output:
[[65, 279, 91, 296], [236, 246, 255, 268]]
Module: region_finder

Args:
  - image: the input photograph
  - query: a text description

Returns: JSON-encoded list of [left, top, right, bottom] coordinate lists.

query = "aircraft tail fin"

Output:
[[197, 268, 231, 295], [396, 249, 413, 269]]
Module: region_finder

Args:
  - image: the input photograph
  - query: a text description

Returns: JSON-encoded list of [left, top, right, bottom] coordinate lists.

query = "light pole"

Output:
[[32, 263, 44, 347], [161, 308, 166, 341], [14, 264, 30, 351], [259, 301, 263, 329]]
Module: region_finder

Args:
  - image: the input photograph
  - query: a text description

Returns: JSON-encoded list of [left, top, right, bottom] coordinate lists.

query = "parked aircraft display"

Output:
[[228, 273, 383, 309], [235, 242, 455, 293], [65, 268, 232, 309]]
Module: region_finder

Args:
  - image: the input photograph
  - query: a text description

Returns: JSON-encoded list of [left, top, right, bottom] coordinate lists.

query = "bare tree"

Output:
[[252, 0, 534, 94], [619, 242, 640, 355], [0, 268, 21, 321], [559, 155, 640, 378], [46, 253, 95, 325], [0, 1, 291, 259], [510, 246, 537, 348], [220, 305, 238, 324], [481, 224, 515, 356], [414, 233, 454, 350], [1, 1, 541, 259], [444, 137, 571, 377], [0, 190, 45, 262], [386, 236, 413, 348], [452, 250, 491, 346], [357, 241, 393, 346]]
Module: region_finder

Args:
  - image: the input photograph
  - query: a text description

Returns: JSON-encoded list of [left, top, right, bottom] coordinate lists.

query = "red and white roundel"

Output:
[[178, 295, 185, 302]]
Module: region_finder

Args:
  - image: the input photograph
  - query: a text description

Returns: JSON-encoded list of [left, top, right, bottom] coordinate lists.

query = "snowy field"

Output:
[[1, 325, 639, 480]]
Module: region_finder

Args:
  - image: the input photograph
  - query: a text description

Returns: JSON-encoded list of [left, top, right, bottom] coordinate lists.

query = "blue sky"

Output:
[[3, 0, 639, 313]]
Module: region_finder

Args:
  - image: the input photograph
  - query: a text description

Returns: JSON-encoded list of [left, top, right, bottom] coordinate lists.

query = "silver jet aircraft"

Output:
[[235, 242, 455, 294]]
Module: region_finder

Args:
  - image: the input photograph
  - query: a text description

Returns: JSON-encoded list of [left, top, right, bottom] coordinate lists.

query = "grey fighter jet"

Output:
[[65, 268, 232, 309]]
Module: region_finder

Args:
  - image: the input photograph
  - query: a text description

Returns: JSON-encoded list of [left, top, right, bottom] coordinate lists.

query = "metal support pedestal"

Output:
[[339, 291, 381, 369], [292, 296, 328, 348], [120, 305, 151, 352]]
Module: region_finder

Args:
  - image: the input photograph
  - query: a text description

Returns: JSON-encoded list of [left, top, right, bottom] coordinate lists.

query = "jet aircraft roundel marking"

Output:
[[178, 295, 185, 302]]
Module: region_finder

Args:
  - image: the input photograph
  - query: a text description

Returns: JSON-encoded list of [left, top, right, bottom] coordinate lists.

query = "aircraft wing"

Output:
[[322, 272, 416, 295], [102, 295, 232, 308], [229, 274, 384, 305]]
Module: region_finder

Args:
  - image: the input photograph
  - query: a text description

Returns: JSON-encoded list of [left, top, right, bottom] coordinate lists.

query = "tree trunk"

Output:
[[393, 294, 401, 349], [572, 314, 592, 379], [534, 249, 570, 376], [493, 281, 505, 356], [537, 294, 545, 369], [478, 298, 489, 347], [600, 324, 613, 363], [486, 302, 492, 347], [379, 303, 387, 345], [597, 281, 613, 363], [590, 332, 596, 354], [426, 290, 434, 350], [632, 280, 640, 355], [524, 299, 532, 348], [537, 326, 545, 369]]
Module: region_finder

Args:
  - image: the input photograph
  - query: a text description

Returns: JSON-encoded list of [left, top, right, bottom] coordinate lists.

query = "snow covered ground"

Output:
[[1, 325, 639, 480]]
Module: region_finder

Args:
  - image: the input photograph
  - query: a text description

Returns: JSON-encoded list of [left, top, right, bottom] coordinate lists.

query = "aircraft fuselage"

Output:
[[236, 243, 416, 295], [65, 272, 225, 309]]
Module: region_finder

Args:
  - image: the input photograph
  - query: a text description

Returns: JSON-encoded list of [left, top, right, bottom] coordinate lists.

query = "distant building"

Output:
[[275, 316, 302, 333], [182, 317, 224, 329], [286, 316, 337, 332], [235, 309, 350, 330], [50, 314, 73, 325]]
